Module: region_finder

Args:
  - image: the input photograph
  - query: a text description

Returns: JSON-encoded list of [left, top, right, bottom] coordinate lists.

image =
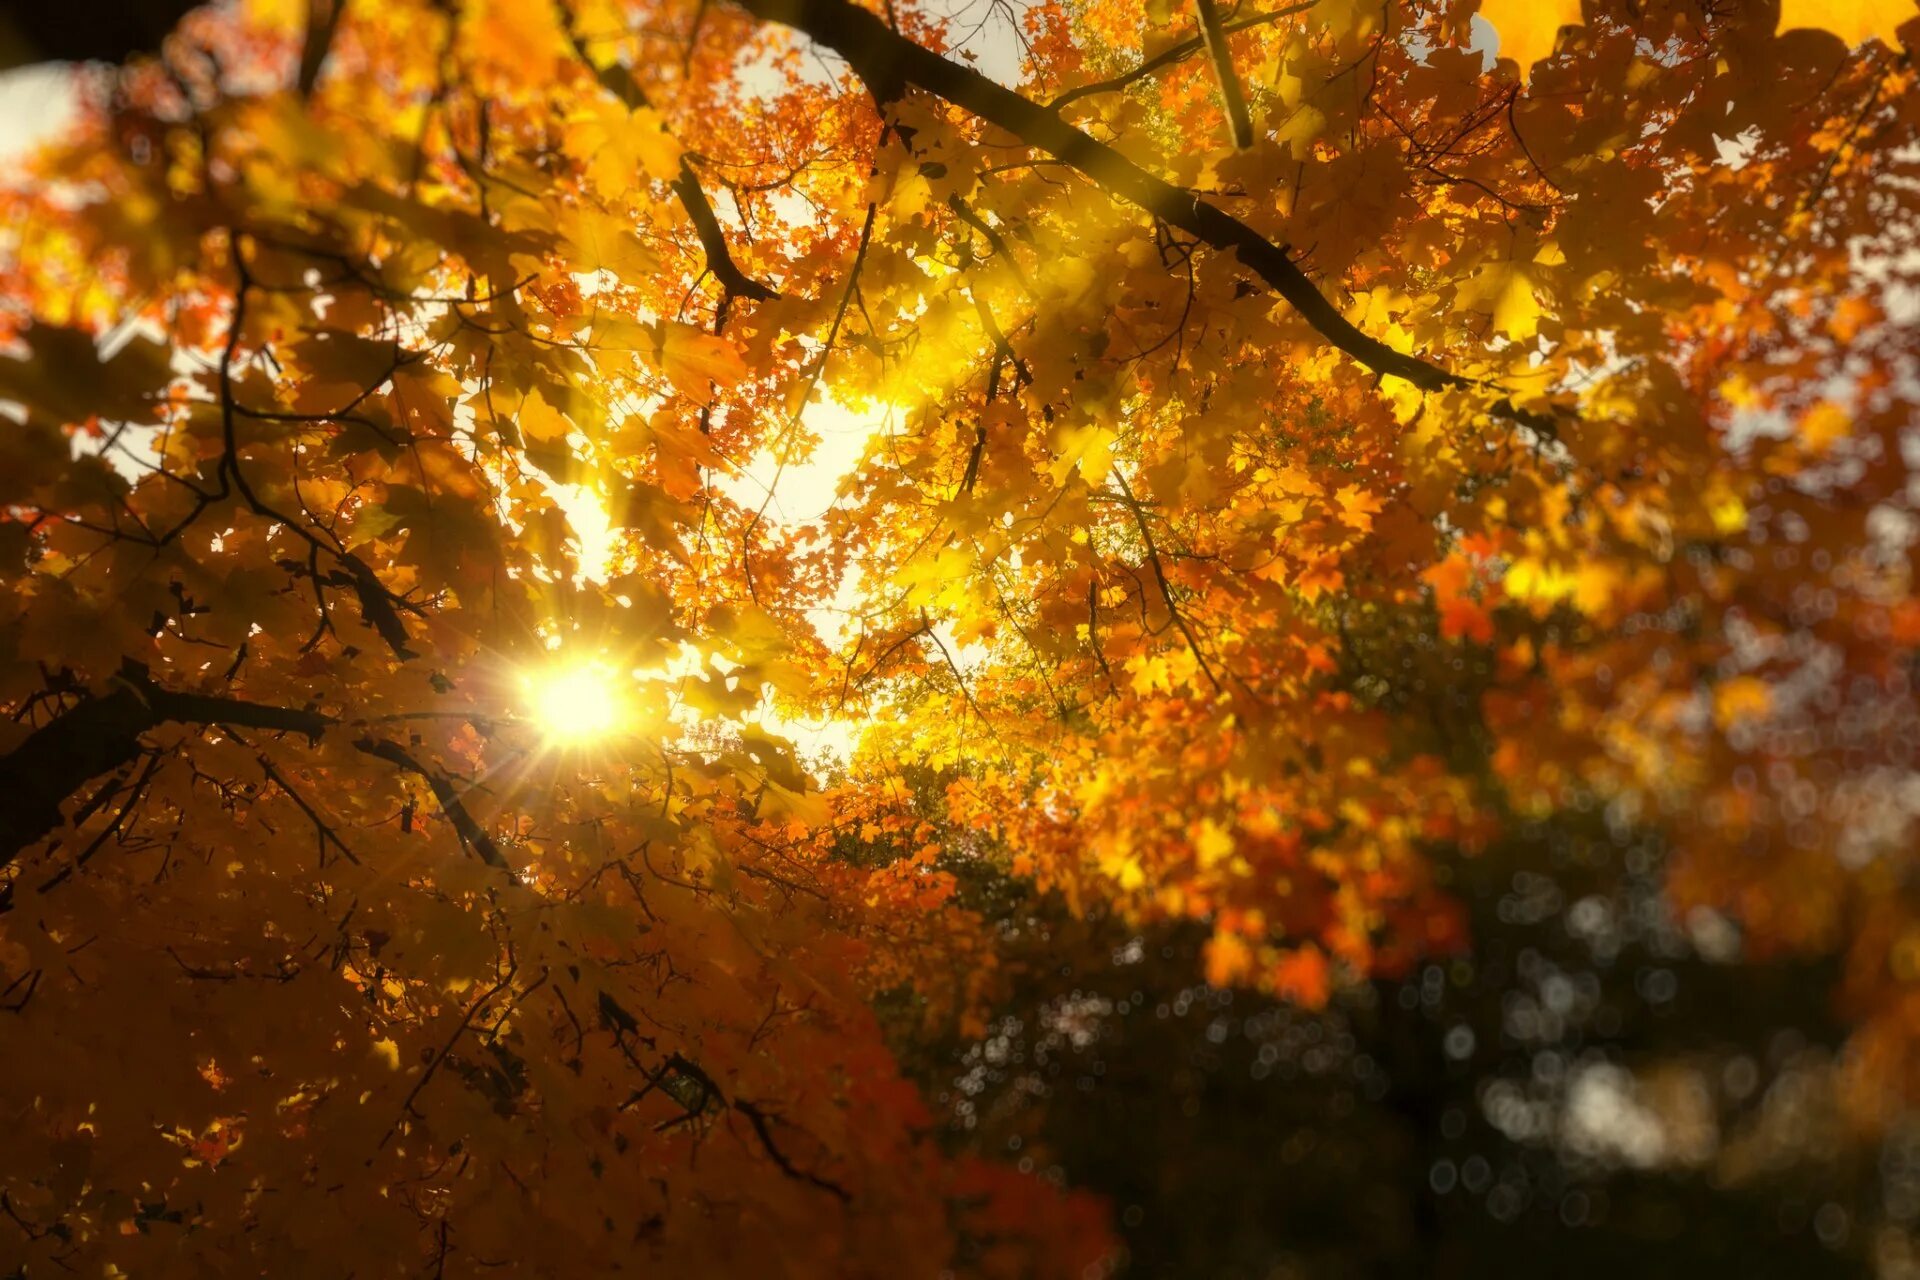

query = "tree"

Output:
[[0, 0, 1916, 1275]]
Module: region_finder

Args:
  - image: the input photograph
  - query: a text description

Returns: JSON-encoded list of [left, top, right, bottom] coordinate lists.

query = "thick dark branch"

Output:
[[735, 0, 1558, 431], [36, 754, 164, 894], [0, 666, 503, 870], [0, 0, 199, 69], [734, 1099, 853, 1202], [559, 6, 779, 303], [670, 165, 780, 302], [296, 0, 348, 98], [335, 556, 421, 659], [0, 665, 330, 864], [351, 737, 508, 868], [739, 0, 1425, 380]]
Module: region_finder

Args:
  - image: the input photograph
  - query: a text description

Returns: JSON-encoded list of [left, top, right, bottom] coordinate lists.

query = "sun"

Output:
[[525, 659, 629, 745]]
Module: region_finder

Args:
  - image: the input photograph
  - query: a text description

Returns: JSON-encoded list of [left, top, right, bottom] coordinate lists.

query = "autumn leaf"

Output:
[[1454, 252, 1550, 341], [567, 97, 686, 194], [557, 204, 661, 278], [1270, 946, 1331, 1008], [1780, 0, 1918, 46], [1050, 422, 1119, 486], [1480, 0, 1581, 81], [518, 387, 574, 443], [371, 1037, 403, 1071], [1713, 675, 1773, 731], [1333, 484, 1385, 533], [2, 0, 1916, 1274], [1205, 929, 1255, 986], [655, 322, 748, 399], [1192, 817, 1236, 868], [1439, 594, 1495, 644], [462, 0, 567, 78], [1799, 399, 1852, 452], [0, 325, 172, 426]]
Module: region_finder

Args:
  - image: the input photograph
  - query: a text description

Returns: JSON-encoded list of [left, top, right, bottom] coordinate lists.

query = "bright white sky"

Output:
[[0, 64, 76, 159]]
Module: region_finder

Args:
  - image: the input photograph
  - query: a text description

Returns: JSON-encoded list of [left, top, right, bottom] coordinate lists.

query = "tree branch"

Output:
[[0, 665, 330, 863], [1047, 3, 1314, 111], [1195, 0, 1254, 150], [558, 5, 780, 303], [735, 1099, 853, 1202], [351, 736, 508, 868], [0, 664, 503, 870], [296, 0, 348, 98], [733, 0, 1558, 432]]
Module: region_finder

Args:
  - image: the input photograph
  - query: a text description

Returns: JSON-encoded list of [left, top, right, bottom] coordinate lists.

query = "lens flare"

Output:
[[525, 660, 626, 745]]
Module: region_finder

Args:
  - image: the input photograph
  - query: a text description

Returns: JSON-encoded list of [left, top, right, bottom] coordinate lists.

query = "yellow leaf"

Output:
[[1704, 476, 1749, 536], [462, 0, 565, 76], [1193, 818, 1236, 869], [1334, 484, 1385, 533], [1130, 654, 1173, 697], [1504, 557, 1577, 613], [1779, 0, 1916, 46], [656, 324, 748, 399], [1274, 105, 1327, 161], [889, 169, 933, 223], [1481, 0, 1583, 81], [371, 1038, 402, 1071], [1800, 400, 1852, 452], [1049, 423, 1118, 486], [1455, 257, 1545, 341], [567, 97, 684, 195], [557, 205, 659, 278], [1713, 676, 1772, 731], [1039, 256, 1096, 303], [519, 388, 574, 443]]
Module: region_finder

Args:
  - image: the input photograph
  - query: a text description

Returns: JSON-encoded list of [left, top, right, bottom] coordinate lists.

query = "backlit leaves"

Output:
[[0, 0, 1918, 1274], [1779, 0, 1918, 46], [1478, 0, 1581, 80]]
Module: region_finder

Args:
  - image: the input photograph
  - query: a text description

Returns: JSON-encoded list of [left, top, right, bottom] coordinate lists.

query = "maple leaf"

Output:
[[1333, 484, 1385, 533], [1799, 400, 1852, 452], [558, 204, 661, 278], [567, 97, 685, 194], [1, 0, 1917, 1272], [462, 0, 566, 77], [1192, 817, 1236, 868], [1205, 929, 1255, 986], [518, 387, 574, 443], [1480, 0, 1581, 81], [656, 322, 748, 400], [1454, 253, 1548, 341], [1439, 594, 1495, 644]]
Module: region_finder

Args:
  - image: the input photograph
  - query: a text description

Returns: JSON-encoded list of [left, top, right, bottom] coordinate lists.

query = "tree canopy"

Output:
[[1, 0, 1918, 1275]]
